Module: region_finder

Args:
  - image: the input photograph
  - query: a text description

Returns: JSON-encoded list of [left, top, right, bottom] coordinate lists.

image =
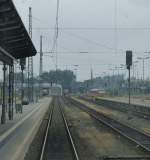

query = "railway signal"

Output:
[[126, 50, 132, 105]]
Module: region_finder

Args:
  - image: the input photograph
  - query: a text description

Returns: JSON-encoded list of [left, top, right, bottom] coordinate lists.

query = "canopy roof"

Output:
[[0, 0, 37, 61]]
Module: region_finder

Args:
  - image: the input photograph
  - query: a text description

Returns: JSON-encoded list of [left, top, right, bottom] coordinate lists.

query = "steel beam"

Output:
[[0, 25, 21, 32], [0, 10, 16, 19], [6, 44, 29, 50], [0, 6, 11, 13], [2, 34, 24, 41], [0, 28, 24, 38], [0, 19, 19, 26], [0, 46, 15, 65], [6, 37, 26, 44]]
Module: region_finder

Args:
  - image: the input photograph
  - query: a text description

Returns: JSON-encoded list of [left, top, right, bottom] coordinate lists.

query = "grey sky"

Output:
[[13, 0, 150, 81]]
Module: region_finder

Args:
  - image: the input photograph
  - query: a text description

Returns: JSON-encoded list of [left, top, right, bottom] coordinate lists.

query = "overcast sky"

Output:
[[12, 0, 150, 81]]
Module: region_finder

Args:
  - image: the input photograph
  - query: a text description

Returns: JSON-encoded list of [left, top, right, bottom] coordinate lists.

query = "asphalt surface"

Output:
[[0, 97, 51, 160]]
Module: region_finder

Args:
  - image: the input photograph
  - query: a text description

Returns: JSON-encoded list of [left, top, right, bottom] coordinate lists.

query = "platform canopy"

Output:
[[0, 0, 37, 65]]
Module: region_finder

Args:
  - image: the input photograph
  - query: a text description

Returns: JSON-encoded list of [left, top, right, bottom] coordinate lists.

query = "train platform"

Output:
[[99, 96, 150, 107], [0, 97, 51, 160]]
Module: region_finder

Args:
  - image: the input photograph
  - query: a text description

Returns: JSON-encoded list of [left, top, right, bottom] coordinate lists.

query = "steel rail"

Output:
[[40, 99, 54, 160], [68, 97, 150, 153], [79, 96, 150, 120], [103, 156, 150, 160], [58, 97, 80, 160]]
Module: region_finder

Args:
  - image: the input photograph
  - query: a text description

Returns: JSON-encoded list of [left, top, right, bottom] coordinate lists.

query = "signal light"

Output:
[[126, 50, 132, 69]]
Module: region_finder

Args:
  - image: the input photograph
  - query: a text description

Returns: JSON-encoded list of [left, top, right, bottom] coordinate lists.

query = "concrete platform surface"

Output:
[[0, 97, 51, 160], [101, 96, 150, 107]]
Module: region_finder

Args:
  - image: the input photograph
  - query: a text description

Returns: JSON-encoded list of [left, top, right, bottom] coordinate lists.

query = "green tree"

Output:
[[40, 70, 76, 91]]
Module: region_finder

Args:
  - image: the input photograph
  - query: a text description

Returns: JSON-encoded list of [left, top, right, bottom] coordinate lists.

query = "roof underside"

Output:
[[0, 0, 37, 59]]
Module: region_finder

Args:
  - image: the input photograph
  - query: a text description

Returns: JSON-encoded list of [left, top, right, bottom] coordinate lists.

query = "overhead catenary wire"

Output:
[[16, 0, 150, 81], [30, 15, 150, 55], [33, 27, 150, 30]]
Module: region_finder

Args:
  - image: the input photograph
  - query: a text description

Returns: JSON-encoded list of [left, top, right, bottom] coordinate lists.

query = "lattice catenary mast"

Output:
[[39, 35, 43, 76], [28, 7, 34, 102]]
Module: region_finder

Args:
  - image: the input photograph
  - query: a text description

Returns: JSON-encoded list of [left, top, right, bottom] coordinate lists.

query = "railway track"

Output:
[[67, 97, 150, 154], [79, 96, 150, 120], [103, 156, 150, 160], [40, 97, 79, 160]]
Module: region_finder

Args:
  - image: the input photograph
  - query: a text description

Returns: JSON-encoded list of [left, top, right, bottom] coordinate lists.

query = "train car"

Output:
[[87, 88, 106, 98], [49, 84, 63, 96], [42, 89, 49, 96], [41, 83, 50, 96]]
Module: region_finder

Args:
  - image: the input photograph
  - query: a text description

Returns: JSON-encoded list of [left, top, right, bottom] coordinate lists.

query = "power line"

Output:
[[61, 31, 150, 55], [62, 31, 125, 52], [32, 27, 150, 30], [44, 51, 124, 54]]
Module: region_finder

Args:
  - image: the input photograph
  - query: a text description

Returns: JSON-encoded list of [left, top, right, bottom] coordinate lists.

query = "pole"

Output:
[[21, 68, 24, 113], [8, 65, 14, 120], [113, 69, 115, 96], [1, 63, 7, 124], [11, 65, 14, 119], [39, 35, 43, 99], [8, 66, 12, 120], [127, 66, 133, 120], [39, 35, 43, 77], [14, 64, 17, 111], [128, 67, 131, 105], [142, 59, 145, 96], [28, 7, 34, 103], [143, 59, 144, 81], [117, 68, 119, 96]]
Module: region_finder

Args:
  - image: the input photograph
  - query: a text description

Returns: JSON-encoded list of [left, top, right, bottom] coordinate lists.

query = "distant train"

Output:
[[49, 84, 63, 96], [41, 83, 63, 96]]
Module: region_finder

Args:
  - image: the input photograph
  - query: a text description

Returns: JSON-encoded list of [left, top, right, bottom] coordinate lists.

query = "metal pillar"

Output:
[[20, 58, 26, 113], [28, 57, 34, 102], [14, 63, 17, 111], [39, 35, 43, 99], [21, 68, 24, 113], [127, 66, 133, 120], [1, 63, 7, 124], [8, 65, 13, 120], [11, 65, 14, 119], [39, 35, 43, 77], [28, 7, 34, 103], [128, 67, 131, 105], [0, 83, 2, 105], [142, 59, 145, 81]]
